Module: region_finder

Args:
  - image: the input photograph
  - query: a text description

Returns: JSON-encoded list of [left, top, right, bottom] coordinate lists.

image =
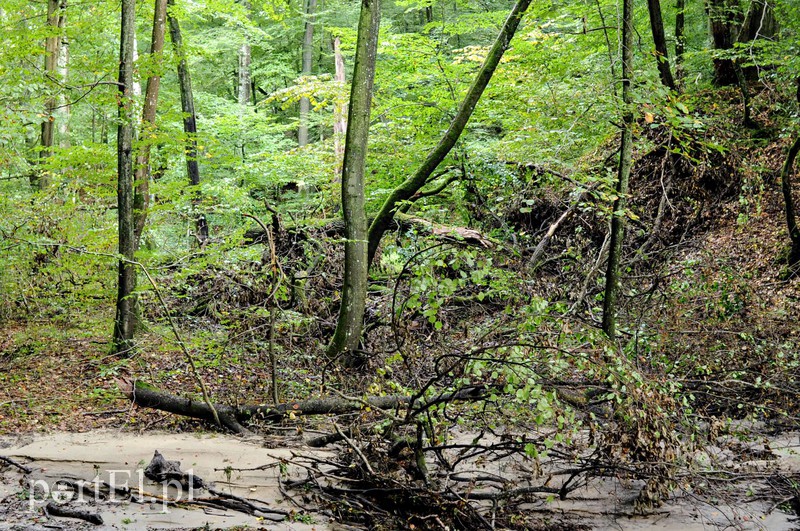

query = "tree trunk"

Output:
[[33, 0, 63, 191], [112, 0, 138, 356], [783, 79, 800, 266], [647, 0, 676, 91], [366, 0, 533, 267], [706, 0, 741, 86], [56, 0, 69, 149], [238, 1, 251, 107], [298, 0, 317, 147], [133, 0, 168, 250], [325, 0, 381, 361], [675, 0, 685, 83], [333, 36, 347, 182], [167, 0, 209, 245], [602, 0, 634, 338]]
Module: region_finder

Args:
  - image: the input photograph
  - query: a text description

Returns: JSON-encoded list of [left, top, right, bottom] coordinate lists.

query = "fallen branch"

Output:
[[0, 455, 33, 474], [45, 502, 103, 525], [122, 381, 492, 433]]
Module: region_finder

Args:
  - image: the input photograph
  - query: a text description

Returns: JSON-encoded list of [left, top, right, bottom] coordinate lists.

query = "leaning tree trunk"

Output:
[[133, 0, 168, 250], [366, 0, 533, 267], [167, 0, 209, 245], [298, 0, 317, 147], [325, 0, 381, 361], [112, 0, 138, 356], [647, 0, 676, 91], [602, 0, 635, 338]]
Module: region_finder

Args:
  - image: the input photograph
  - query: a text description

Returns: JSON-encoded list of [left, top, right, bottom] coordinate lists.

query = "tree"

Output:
[[366, 0, 533, 266], [112, 0, 138, 355], [167, 0, 209, 245], [332, 35, 347, 181], [602, 0, 635, 338], [646, 0, 676, 91], [298, 0, 317, 147], [238, 0, 252, 109], [782, 78, 800, 267], [34, 0, 66, 191], [134, 0, 169, 250], [326, 0, 381, 361], [707, 0, 741, 86], [675, 0, 685, 83]]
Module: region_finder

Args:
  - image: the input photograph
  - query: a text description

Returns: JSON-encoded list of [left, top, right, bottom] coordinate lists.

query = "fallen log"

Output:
[[45, 502, 103, 525], [122, 380, 491, 434]]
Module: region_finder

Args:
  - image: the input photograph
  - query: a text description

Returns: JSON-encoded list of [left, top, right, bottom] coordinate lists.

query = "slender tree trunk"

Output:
[[56, 0, 69, 149], [366, 0, 533, 266], [647, 0, 676, 91], [33, 0, 63, 190], [298, 0, 317, 147], [602, 0, 635, 338], [133, 0, 168, 250], [238, 0, 252, 107], [326, 0, 381, 361], [675, 0, 685, 83], [167, 0, 209, 245], [783, 79, 800, 266], [333, 36, 347, 182], [112, 0, 138, 355]]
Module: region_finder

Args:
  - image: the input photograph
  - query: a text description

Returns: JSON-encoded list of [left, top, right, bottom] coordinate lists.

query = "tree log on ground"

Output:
[[121, 380, 491, 434]]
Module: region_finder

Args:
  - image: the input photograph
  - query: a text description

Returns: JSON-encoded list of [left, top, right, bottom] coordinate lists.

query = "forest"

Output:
[[1, 0, 800, 529]]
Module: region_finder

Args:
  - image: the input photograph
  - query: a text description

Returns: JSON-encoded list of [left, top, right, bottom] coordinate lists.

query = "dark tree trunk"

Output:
[[326, 0, 381, 360], [366, 0, 533, 267], [782, 79, 800, 266], [647, 0, 676, 91], [706, 0, 741, 86], [167, 0, 208, 245], [675, 0, 685, 83], [602, 0, 634, 338], [133, 0, 168, 250], [112, 0, 138, 355]]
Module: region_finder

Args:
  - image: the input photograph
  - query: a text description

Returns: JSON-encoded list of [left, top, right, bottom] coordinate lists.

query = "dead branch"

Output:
[[45, 502, 104, 525], [0, 455, 33, 474]]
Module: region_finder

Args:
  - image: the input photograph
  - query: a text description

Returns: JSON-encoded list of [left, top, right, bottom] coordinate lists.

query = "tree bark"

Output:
[[167, 0, 209, 245], [112, 0, 138, 356], [333, 36, 347, 182], [675, 0, 685, 83], [706, 0, 741, 86], [366, 0, 533, 267], [298, 0, 317, 147], [783, 79, 800, 266], [646, 0, 676, 91], [602, 0, 634, 338], [134, 0, 169, 250], [56, 0, 69, 149], [326, 0, 381, 360], [33, 0, 64, 191]]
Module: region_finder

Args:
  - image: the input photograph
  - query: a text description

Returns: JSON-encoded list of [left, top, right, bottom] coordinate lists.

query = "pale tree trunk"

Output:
[[168, 0, 209, 245], [56, 0, 69, 148], [298, 0, 317, 147], [112, 0, 138, 356], [333, 36, 346, 182], [602, 0, 635, 338], [133, 0, 168, 250], [646, 0, 676, 91], [132, 34, 142, 98], [326, 0, 381, 361], [238, 0, 251, 107], [366, 0, 533, 266], [34, 0, 63, 191]]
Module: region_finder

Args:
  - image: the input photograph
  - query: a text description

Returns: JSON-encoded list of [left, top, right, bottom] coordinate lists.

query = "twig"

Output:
[[334, 422, 376, 476], [0, 455, 33, 474]]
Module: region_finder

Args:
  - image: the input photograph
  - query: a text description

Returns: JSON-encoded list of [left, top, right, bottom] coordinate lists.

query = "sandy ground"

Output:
[[0, 429, 798, 530]]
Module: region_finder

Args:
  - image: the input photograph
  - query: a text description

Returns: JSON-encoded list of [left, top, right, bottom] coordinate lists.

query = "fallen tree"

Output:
[[121, 380, 492, 434]]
